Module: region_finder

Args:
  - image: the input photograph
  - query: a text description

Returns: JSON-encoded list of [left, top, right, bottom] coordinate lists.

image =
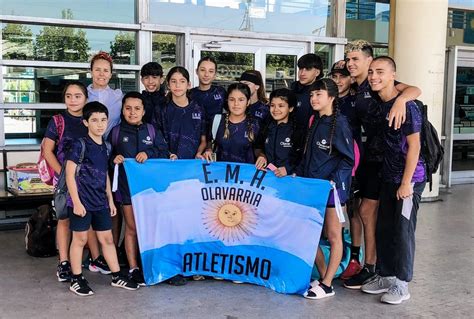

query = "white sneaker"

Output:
[[381, 280, 410, 305], [361, 275, 396, 294]]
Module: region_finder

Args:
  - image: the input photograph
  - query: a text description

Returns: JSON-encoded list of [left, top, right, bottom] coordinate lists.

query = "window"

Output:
[[2, 66, 138, 138], [2, 23, 138, 64], [0, 0, 135, 24], [346, 0, 390, 44], [152, 33, 178, 75], [149, 0, 331, 36]]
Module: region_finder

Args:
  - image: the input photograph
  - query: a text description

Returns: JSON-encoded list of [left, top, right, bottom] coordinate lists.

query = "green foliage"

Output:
[[2, 24, 34, 59], [110, 32, 136, 64]]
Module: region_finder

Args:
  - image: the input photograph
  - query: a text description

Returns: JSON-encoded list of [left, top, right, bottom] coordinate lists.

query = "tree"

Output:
[[110, 32, 136, 65], [2, 23, 34, 60], [34, 9, 90, 62]]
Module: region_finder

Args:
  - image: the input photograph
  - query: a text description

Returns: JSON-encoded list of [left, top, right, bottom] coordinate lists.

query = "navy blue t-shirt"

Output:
[[161, 100, 207, 159], [44, 111, 88, 168], [352, 79, 384, 163], [290, 81, 313, 130], [353, 79, 401, 163], [190, 85, 226, 124], [380, 99, 425, 184], [249, 101, 270, 126], [142, 90, 166, 127], [339, 94, 361, 146], [215, 116, 260, 164], [66, 136, 110, 211]]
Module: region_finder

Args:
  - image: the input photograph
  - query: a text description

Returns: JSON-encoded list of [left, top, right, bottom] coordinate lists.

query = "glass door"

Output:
[[191, 36, 307, 93], [444, 46, 474, 185]]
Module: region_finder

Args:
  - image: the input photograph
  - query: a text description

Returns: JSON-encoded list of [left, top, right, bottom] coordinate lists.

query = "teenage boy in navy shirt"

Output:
[[343, 40, 422, 289], [290, 53, 324, 130], [140, 62, 166, 130], [361, 56, 425, 304], [66, 101, 139, 296]]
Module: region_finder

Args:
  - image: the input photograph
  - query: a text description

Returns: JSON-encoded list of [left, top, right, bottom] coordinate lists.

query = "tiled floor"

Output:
[[0, 185, 473, 319]]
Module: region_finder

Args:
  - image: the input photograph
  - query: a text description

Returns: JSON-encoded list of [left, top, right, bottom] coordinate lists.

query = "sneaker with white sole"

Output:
[[57, 261, 72, 282], [343, 266, 376, 289], [381, 280, 410, 305], [89, 255, 111, 275], [111, 275, 140, 291], [303, 281, 335, 300], [361, 275, 396, 294], [129, 268, 146, 286], [70, 275, 94, 296]]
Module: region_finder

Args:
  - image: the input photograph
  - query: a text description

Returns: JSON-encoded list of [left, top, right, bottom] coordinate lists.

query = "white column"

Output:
[[391, 0, 449, 199]]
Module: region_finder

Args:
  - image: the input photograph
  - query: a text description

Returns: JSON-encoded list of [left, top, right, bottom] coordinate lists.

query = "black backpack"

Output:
[[54, 138, 86, 219], [414, 100, 444, 191], [25, 204, 57, 257]]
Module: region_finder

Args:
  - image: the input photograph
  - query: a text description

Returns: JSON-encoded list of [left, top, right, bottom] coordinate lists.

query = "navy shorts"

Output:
[[326, 188, 348, 208], [68, 207, 112, 232], [113, 170, 132, 205], [356, 161, 383, 200]]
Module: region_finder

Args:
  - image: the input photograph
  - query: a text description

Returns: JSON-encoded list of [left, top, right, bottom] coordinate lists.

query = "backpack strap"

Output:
[[77, 138, 86, 165], [53, 114, 65, 144], [111, 125, 120, 148], [146, 123, 156, 142], [212, 114, 222, 141]]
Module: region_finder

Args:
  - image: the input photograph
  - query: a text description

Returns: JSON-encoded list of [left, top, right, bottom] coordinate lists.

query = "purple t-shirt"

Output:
[[162, 100, 207, 159], [66, 136, 110, 211], [215, 117, 260, 164], [44, 111, 88, 169], [381, 99, 425, 183]]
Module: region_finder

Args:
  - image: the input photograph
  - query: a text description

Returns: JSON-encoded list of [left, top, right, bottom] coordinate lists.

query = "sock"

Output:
[[129, 267, 138, 273], [319, 282, 333, 293], [111, 271, 121, 279], [72, 273, 82, 280], [365, 263, 376, 273], [350, 245, 360, 262]]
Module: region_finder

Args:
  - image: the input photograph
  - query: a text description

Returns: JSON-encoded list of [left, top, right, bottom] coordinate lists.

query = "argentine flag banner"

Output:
[[123, 159, 332, 295]]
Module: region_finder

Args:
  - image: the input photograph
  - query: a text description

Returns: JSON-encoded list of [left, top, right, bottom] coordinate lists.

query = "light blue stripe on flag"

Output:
[[124, 159, 332, 294]]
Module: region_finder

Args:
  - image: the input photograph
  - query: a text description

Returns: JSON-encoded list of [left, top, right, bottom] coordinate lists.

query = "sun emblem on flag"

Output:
[[202, 201, 258, 242]]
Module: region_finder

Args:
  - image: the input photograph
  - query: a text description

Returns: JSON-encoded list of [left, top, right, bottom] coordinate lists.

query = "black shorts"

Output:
[[356, 161, 383, 200], [68, 207, 112, 232]]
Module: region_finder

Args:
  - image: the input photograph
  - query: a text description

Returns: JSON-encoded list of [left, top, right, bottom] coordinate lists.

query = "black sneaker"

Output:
[[129, 268, 146, 286], [167, 275, 187, 286], [343, 266, 377, 290], [89, 255, 111, 275], [70, 275, 94, 296], [57, 261, 72, 282], [111, 275, 140, 291]]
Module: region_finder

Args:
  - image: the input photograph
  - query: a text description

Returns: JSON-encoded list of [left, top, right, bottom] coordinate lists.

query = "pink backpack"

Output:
[[38, 115, 65, 185], [308, 114, 360, 176]]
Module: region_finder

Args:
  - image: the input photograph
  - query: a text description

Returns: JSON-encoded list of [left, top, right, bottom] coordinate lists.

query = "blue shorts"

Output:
[[68, 207, 112, 232]]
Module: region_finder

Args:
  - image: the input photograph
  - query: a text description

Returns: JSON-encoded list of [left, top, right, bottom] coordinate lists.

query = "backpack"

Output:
[[25, 204, 57, 257], [110, 123, 156, 147], [53, 138, 86, 219], [413, 100, 444, 191], [38, 114, 65, 185]]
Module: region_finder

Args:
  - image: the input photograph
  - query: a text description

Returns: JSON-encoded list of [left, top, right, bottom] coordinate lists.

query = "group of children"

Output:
[[42, 39, 426, 304]]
